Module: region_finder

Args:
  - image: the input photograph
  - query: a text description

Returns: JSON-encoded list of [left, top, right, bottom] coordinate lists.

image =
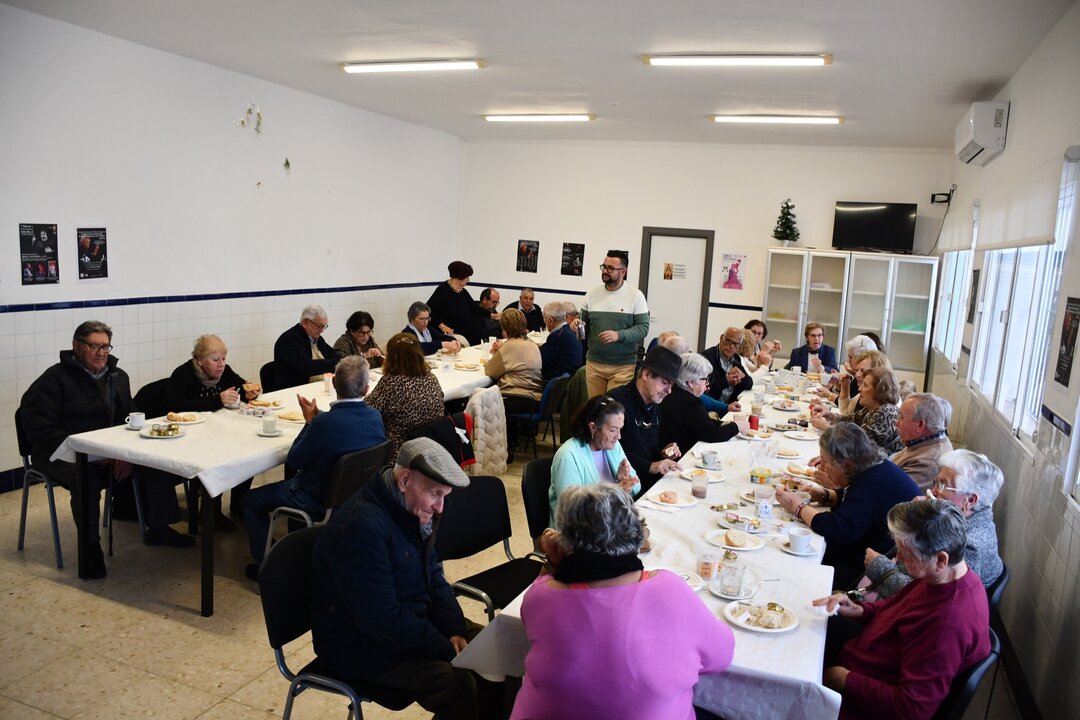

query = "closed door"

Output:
[[639, 227, 713, 352]]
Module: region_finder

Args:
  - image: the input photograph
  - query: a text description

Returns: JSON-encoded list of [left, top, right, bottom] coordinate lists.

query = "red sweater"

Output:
[[838, 568, 990, 720]]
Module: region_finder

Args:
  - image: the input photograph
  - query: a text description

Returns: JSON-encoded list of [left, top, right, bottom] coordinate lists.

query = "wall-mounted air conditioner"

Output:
[[955, 102, 1009, 166]]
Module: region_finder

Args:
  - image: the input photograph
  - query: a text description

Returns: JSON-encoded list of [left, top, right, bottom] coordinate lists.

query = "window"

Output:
[[932, 249, 972, 366]]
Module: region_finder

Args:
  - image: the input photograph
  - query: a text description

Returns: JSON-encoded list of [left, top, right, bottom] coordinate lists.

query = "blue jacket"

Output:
[[539, 323, 584, 382], [287, 400, 386, 505], [273, 323, 342, 389], [401, 324, 455, 356], [785, 343, 839, 373], [310, 471, 467, 678], [549, 437, 639, 526]]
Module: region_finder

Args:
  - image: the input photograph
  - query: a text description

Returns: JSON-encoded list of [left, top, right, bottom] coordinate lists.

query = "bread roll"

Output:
[[166, 412, 197, 422], [658, 490, 679, 504], [725, 529, 749, 547]]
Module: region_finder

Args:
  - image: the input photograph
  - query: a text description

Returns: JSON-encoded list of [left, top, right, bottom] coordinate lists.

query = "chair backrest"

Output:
[[259, 524, 325, 650], [521, 458, 554, 543], [986, 564, 1010, 615], [133, 378, 170, 418], [931, 627, 1001, 720], [14, 407, 35, 459], [538, 373, 571, 420], [260, 361, 277, 392], [323, 440, 393, 509], [434, 475, 513, 561]]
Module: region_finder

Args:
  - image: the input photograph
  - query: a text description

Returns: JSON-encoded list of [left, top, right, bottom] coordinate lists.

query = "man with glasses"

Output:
[[701, 327, 754, 405], [273, 304, 343, 389], [889, 393, 954, 491], [581, 250, 650, 398], [21, 321, 194, 578]]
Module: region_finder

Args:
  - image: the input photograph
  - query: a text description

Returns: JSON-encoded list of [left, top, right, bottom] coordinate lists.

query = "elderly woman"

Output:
[[812, 366, 902, 454], [487, 307, 544, 458], [549, 395, 639, 525], [364, 333, 445, 458], [659, 352, 744, 453], [426, 260, 487, 345], [401, 301, 460, 356], [863, 450, 1004, 599], [514, 484, 735, 720], [744, 319, 781, 369], [332, 310, 383, 368], [814, 499, 991, 720], [166, 334, 258, 411], [777, 423, 919, 588], [736, 328, 773, 379], [815, 335, 879, 405]]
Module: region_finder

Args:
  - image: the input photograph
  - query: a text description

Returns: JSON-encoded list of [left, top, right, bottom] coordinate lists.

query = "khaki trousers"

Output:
[[585, 361, 635, 399]]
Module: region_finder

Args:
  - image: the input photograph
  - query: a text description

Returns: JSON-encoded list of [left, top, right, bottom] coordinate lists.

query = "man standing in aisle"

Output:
[[581, 250, 650, 398]]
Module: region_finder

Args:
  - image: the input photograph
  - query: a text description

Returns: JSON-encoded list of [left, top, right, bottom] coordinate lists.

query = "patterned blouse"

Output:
[[364, 373, 444, 457], [332, 332, 383, 368], [843, 401, 903, 454]]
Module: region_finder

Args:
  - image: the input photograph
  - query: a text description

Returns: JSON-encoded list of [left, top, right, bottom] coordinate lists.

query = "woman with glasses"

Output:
[[365, 333, 445, 458], [744, 319, 781, 369], [862, 450, 1003, 599], [659, 352, 746, 454], [776, 422, 919, 588], [332, 310, 383, 368], [811, 366, 902, 454]]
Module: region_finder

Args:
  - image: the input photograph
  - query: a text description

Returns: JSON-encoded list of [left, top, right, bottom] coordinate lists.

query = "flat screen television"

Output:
[[831, 201, 917, 253]]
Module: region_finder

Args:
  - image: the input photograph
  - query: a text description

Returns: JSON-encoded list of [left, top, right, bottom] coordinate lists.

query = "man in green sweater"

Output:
[[581, 250, 650, 398]]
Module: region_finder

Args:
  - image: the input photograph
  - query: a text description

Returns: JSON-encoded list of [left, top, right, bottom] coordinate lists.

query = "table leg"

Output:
[[200, 480, 215, 617], [75, 452, 92, 579]]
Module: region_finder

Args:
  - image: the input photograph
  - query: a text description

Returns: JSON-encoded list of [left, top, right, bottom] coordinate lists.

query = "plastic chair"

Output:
[[15, 407, 64, 568], [506, 373, 570, 459], [931, 627, 1001, 720], [521, 458, 553, 552], [263, 440, 393, 567], [258, 525, 411, 719], [981, 564, 1010, 719], [435, 475, 545, 620]]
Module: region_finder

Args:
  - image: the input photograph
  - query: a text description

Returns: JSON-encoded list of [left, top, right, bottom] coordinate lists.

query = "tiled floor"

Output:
[[1, 444, 1023, 720]]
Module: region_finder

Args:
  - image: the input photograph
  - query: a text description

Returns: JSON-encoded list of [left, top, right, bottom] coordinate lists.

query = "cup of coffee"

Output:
[[701, 450, 721, 469], [787, 527, 812, 554], [125, 412, 145, 430], [261, 415, 278, 435]]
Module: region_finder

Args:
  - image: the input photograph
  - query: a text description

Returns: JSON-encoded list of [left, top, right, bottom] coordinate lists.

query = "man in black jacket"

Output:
[[701, 327, 754, 404], [21, 321, 192, 578], [273, 304, 342, 389]]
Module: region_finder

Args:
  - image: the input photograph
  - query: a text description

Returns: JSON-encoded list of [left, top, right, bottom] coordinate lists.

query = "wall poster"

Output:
[[721, 253, 745, 290], [78, 228, 109, 279], [561, 242, 584, 276], [1054, 296, 1079, 388], [20, 223, 59, 285], [516, 239, 539, 273]]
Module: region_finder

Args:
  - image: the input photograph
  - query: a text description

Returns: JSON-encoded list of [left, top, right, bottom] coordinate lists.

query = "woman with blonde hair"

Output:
[[365, 332, 445, 457], [487, 307, 543, 461], [813, 366, 902, 454]]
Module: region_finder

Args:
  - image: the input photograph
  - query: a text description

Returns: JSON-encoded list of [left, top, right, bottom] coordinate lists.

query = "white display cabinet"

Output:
[[763, 249, 850, 363]]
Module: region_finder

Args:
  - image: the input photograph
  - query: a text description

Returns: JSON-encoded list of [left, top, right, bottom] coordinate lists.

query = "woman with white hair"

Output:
[[659, 352, 746, 453], [815, 335, 879, 405], [513, 484, 735, 719], [863, 449, 1004, 599]]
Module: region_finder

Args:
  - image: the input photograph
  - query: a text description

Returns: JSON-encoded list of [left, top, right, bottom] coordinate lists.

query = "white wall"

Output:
[[460, 141, 951, 344]]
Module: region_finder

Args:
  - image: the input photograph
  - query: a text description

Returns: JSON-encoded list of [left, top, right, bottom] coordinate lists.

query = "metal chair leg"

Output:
[[105, 481, 114, 557], [131, 476, 147, 543], [17, 472, 32, 551], [44, 480, 64, 568]]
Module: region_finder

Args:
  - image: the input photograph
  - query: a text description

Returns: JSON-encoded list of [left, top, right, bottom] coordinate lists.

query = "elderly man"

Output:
[[402, 301, 460, 355], [564, 301, 586, 342], [505, 287, 544, 332], [606, 346, 683, 492], [539, 301, 583, 382], [786, 322, 839, 373], [890, 393, 954, 490], [311, 437, 477, 719], [581, 250, 650, 398], [242, 355, 386, 580], [273, 304, 342, 389], [21, 321, 193, 579], [701, 327, 754, 405]]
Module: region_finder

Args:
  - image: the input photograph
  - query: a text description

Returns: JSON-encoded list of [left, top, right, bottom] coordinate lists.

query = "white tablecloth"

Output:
[[369, 345, 495, 401]]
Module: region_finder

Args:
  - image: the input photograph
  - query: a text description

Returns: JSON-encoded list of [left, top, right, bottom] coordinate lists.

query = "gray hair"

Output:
[[660, 332, 689, 356], [564, 301, 579, 317], [907, 393, 950, 433], [820, 422, 885, 475], [846, 335, 877, 357], [301, 304, 327, 322], [888, 498, 967, 565], [407, 301, 431, 322], [939, 449, 1003, 510], [555, 484, 644, 556], [677, 352, 713, 391], [334, 355, 370, 399], [73, 320, 112, 342], [542, 301, 567, 322]]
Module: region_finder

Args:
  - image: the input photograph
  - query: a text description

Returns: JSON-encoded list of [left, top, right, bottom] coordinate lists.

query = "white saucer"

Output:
[[125, 425, 144, 431], [257, 429, 282, 438], [779, 541, 817, 557]]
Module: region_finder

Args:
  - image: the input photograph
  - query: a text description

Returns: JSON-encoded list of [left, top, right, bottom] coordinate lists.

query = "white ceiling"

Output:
[[6, 0, 1074, 147]]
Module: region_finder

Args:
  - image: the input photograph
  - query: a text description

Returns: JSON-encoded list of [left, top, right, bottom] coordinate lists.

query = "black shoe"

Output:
[[244, 563, 260, 582], [86, 542, 107, 579], [144, 526, 196, 548]]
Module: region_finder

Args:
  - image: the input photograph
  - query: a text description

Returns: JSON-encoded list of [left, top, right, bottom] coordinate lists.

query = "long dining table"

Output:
[[452, 380, 844, 719]]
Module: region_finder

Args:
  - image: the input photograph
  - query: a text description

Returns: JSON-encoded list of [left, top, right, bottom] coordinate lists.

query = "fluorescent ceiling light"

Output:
[[342, 59, 484, 74], [712, 115, 844, 125], [644, 54, 831, 67], [484, 114, 594, 123]]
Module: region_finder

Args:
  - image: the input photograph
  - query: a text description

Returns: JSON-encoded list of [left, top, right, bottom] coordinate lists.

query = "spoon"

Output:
[[766, 601, 786, 613]]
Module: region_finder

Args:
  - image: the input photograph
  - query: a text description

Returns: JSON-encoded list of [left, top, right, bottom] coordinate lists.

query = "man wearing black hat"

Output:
[[606, 345, 684, 493], [310, 437, 478, 718]]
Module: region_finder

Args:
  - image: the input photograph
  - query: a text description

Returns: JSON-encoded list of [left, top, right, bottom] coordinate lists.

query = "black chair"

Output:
[[15, 407, 63, 568], [986, 564, 1010, 618], [931, 627, 1000, 720], [133, 377, 170, 418], [263, 440, 393, 567], [258, 525, 411, 719], [521, 458, 553, 552], [260, 361, 278, 392], [506, 373, 570, 459], [435, 475, 545, 621]]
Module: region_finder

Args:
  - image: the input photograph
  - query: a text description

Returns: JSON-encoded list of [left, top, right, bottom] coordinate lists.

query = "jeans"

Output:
[[242, 479, 324, 563]]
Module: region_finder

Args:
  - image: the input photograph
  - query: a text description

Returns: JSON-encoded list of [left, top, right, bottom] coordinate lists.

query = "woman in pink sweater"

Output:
[[511, 484, 734, 720]]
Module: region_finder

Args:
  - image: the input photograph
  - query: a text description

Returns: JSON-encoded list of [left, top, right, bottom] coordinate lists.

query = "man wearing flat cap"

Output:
[[606, 345, 684, 493], [311, 437, 478, 719]]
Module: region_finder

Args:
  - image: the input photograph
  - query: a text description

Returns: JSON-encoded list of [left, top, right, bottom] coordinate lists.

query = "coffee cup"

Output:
[[787, 527, 812, 554], [125, 412, 145, 430], [701, 451, 721, 469], [261, 415, 278, 435]]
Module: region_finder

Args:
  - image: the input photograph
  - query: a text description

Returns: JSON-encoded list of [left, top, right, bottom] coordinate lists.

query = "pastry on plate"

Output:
[[277, 411, 304, 422], [166, 412, 197, 423], [658, 490, 679, 504]]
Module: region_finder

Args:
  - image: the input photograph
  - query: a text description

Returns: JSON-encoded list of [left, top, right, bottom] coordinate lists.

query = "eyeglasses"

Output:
[[77, 340, 113, 353], [934, 478, 960, 494], [306, 319, 329, 331], [414, 315, 431, 322], [720, 336, 741, 346], [599, 264, 625, 273], [355, 328, 372, 336]]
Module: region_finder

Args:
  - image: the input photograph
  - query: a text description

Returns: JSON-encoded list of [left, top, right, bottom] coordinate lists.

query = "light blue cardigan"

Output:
[[548, 437, 641, 527]]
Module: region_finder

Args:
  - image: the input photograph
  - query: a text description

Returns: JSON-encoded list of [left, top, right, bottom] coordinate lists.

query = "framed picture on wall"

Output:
[[561, 242, 584, 276], [517, 239, 539, 273], [19, 223, 59, 285]]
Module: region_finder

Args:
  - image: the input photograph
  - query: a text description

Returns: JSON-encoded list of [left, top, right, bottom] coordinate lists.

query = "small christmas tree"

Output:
[[772, 198, 800, 244]]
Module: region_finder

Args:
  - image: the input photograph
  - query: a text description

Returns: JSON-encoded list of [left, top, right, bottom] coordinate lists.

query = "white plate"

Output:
[[779, 540, 818, 557], [645, 492, 697, 508], [248, 400, 282, 408], [453, 363, 481, 371], [707, 568, 763, 600], [646, 566, 704, 591], [276, 413, 306, 424], [159, 413, 205, 425], [785, 431, 819, 441], [722, 601, 800, 634], [679, 469, 725, 484], [773, 448, 804, 459], [738, 489, 780, 506], [705, 528, 766, 551], [771, 401, 800, 412], [139, 427, 185, 440], [257, 429, 283, 438], [716, 515, 765, 534], [737, 432, 769, 441], [785, 463, 817, 479]]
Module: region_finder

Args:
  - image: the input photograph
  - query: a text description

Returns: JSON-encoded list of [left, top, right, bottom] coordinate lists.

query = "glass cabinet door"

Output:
[[888, 257, 938, 371], [804, 251, 850, 352], [845, 255, 892, 347], [763, 250, 807, 361]]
